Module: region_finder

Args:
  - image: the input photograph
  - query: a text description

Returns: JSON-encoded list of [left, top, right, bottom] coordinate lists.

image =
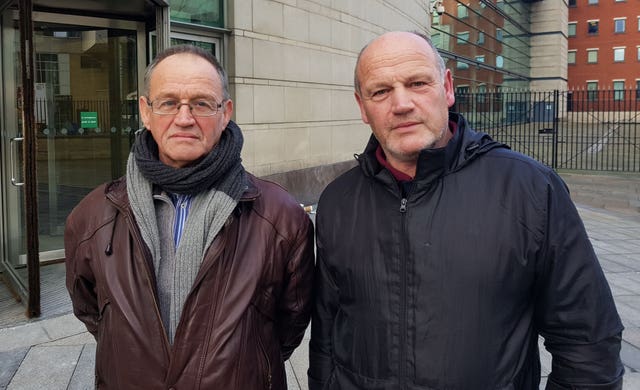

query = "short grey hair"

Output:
[[354, 31, 446, 95], [142, 44, 230, 101]]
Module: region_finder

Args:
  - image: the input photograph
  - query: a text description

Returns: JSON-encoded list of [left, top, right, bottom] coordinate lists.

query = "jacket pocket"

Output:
[[254, 313, 273, 390]]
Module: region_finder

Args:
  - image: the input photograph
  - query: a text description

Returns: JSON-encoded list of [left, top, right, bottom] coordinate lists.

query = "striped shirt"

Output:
[[169, 193, 193, 249]]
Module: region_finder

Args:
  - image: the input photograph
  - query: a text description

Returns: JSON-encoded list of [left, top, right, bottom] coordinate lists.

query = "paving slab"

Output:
[[622, 340, 640, 372], [67, 344, 95, 390], [0, 323, 49, 352], [8, 345, 82, 390], [0, 348, 28, 389], [624, 372, 640, 388]]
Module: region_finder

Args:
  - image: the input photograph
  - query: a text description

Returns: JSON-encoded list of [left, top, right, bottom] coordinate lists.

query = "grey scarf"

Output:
[[126, 121, 246, 342]]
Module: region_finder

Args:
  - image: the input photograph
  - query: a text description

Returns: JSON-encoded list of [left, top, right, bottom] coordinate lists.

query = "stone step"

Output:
[[560, 172, 640, 214]]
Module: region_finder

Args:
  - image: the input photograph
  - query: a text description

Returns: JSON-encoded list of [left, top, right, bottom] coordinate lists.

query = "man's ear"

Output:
[[222, 99, 233, 129], [139, 96, 152, 129], [355, 92, 370, 124], [444, 69, 456, 108]]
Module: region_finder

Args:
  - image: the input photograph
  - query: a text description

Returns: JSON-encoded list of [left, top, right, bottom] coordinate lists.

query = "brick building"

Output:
[[567, 0, 640, 95]]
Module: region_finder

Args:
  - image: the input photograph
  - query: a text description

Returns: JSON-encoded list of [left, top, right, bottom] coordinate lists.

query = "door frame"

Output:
[[1, 4, 149, 317]]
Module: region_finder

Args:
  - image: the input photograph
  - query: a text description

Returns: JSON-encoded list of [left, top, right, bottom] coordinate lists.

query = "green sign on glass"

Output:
[[80, 111, 98, 128]]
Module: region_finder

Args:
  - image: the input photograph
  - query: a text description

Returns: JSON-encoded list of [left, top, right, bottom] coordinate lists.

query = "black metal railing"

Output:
[[454, 89, 640, 172]]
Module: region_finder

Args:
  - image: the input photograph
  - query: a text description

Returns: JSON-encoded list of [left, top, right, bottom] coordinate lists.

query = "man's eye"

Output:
[[193, 100, 214, 109], [159, 100, 177, 108], [411, 81, 427, 88], [371, 89, 388, 97]]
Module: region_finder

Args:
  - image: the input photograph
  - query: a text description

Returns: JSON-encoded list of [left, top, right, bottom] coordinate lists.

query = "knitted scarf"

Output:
[[126, 121, 246, 342]]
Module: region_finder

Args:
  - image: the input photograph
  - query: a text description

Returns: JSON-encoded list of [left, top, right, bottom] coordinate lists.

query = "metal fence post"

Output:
[[552, 90, 559, 170]]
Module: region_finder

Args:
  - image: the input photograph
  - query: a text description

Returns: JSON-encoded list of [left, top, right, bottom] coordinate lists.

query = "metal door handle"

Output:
[[10, 136, 24, 186]]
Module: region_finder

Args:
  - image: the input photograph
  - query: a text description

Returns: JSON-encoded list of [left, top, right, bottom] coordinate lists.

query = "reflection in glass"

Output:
[[33, 24, 138, 253]]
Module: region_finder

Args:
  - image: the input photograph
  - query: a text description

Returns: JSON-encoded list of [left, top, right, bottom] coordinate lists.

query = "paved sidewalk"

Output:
[[1, 204, 640, 389]]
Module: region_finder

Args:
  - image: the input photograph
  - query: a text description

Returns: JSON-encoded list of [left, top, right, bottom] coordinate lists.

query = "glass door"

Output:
[[0, 9, 145, 314]]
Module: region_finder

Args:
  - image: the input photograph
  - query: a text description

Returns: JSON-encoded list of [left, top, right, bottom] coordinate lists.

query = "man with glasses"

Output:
[[65, 45, 314, 389]]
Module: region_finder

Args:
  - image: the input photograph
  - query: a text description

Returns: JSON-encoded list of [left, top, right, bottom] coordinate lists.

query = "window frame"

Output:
[[587, 20, 599, 35], [614, 18, 626, 33], [457, 4, 468, 18], [477, 31, 485, 45], [587, 49, 599, 64], [587, 81, 599, 101], [613, 47, 625, 62], [613, 80, 625, 101], [456, 61, 470, 70], [456, 31, 470, 44], [568, 50, 577, 64], [568, 22, 577, 37]]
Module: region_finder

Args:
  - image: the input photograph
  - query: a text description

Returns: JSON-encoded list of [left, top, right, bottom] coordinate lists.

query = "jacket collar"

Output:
[[357, 112, 507, 189]]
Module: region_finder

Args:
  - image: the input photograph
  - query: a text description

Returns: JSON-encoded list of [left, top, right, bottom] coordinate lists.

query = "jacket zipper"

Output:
[[399, 197, 408, 389]]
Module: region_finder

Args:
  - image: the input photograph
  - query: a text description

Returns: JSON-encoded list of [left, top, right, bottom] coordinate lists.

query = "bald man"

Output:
[[308, 31, 623, 390]]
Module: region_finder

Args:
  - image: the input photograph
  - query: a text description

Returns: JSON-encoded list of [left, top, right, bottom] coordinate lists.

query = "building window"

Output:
[[496, 29, 503, 42], [35, 53, 61, 95], [588, 20, 599, 34], [637, 46, 640, 61], [475, 55, 485, 64], [477, 31, 485, 45], [588, 0, 598, 4], [587, 81, 598, 101], [457, 32, 470, 44], [496, 55, 504, 68], [638, 16, 640, 31], [431, 33, 442, 47], [457, 4, 468, 18], [568, 22, 577, 37], [636, 80, 640, 100], [456, 61, 470, 69], [568, 0, 576, 6], [170, 0, 224, 28], [568, 50, 576, 64], [587, 49, 598, 63], [614, 18, 626, 33], [614, 47, 625, 62], [613, 81, 625, 101]]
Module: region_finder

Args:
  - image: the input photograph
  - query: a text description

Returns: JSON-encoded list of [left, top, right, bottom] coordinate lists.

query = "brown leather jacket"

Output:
[[65, 174, 314, 389]]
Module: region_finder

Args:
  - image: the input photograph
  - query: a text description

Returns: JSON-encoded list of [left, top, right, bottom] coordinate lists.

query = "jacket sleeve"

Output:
[[535, 172, 624, 389], [64, 208, 100, 338], [276, 212, 315, 361], [308, 220, 340, 390]]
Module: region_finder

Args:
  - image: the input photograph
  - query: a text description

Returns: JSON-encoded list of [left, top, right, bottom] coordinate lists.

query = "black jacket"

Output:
[[308, 113, 623, 390]]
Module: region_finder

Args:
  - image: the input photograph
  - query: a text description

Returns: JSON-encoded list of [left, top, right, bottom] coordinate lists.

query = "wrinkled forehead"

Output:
[[357, 33, 434, 75], [357, 40, 436, 83]]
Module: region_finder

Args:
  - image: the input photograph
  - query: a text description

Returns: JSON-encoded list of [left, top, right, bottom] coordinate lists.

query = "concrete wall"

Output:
[[226, 0, 430, 180]]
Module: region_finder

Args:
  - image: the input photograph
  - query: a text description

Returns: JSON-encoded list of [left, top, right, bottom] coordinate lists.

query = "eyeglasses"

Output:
[[146, 98, 224, 117]]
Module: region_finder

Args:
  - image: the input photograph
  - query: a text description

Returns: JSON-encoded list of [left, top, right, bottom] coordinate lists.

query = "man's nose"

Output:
[[390, 88, 414, 113], [174, 103, 196, 124]]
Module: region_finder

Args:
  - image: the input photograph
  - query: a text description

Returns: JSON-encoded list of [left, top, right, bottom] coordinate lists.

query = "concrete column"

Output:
[[530, 0, 568, 91]]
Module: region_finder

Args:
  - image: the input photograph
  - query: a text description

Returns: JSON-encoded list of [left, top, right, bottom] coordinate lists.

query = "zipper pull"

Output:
[[400, 198, 407, 213]]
